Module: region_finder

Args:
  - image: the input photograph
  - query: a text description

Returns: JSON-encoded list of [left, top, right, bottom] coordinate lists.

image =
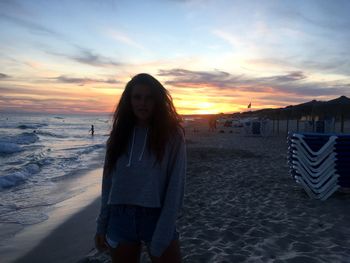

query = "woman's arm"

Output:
[[150, 131, 187, 257]]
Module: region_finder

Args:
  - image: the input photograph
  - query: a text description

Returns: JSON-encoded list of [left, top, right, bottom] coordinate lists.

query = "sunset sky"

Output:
[[1, 0, 350, 115]]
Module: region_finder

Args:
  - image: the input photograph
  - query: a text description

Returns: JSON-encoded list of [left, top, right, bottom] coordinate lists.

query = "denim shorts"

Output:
[[105, 204, 179, 249]]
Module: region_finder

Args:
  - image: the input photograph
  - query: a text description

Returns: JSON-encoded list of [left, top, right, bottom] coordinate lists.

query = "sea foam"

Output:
[[0, 163, 41, 189]]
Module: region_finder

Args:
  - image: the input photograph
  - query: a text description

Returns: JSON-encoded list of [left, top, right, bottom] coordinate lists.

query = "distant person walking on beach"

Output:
[[89, 125, 94, 136], [95, 73, 186, 263]]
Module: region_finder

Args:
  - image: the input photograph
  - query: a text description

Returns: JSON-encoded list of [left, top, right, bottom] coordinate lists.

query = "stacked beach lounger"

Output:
[[287, 132, 350, 200]]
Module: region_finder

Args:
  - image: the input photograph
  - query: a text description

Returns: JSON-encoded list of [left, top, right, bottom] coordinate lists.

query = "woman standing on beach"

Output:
[[94, 73, 186, 263]]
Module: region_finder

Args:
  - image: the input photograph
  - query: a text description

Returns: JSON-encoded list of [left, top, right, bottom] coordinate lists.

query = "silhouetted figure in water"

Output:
[[89, 125, 94, 136]]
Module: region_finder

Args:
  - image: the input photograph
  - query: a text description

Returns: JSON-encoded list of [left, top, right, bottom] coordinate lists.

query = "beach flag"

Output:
[[247, 102, 251, 108]]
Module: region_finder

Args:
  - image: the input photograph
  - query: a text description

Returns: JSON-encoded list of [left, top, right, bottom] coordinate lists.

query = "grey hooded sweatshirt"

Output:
[[96, 126, 186, 257]]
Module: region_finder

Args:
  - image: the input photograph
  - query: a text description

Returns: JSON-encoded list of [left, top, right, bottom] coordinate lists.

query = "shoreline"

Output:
[[1, 168, 103, 263]]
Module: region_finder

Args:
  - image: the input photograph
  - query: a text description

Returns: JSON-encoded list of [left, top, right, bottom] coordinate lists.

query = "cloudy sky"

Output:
[[1, 0, 350, 114]]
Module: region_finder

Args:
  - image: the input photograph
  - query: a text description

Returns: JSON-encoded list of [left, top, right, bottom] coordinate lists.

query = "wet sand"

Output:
[[14, 198, 100, 263], [2, 168, 102, 263]]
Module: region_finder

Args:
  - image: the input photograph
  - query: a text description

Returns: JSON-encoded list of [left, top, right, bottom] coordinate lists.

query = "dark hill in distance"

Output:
[[235, 96, 350, 120], [183, 96, 350, 120]]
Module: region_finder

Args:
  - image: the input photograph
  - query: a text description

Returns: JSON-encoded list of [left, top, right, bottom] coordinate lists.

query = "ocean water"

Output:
[[0, 112, 111, 227]]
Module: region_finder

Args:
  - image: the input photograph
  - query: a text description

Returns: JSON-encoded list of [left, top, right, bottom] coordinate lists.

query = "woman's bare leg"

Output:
[[148, 239, 182, 263], [109, 242, 142, 263]]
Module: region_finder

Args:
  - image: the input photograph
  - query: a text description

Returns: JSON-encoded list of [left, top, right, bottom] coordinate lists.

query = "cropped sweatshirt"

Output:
[[96, 126, 186, 257]]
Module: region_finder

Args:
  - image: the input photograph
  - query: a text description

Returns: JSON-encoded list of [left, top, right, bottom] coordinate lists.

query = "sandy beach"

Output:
[[14, 120, 350, 263], [84, 121, 350, 262], [177, 129, 350, 262]]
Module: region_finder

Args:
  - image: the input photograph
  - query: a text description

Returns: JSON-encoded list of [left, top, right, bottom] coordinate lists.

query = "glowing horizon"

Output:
[[1, 0, 350, 115]]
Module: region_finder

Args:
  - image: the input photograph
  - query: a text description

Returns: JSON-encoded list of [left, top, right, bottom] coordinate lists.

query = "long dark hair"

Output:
[[104, 73, 183, 176]]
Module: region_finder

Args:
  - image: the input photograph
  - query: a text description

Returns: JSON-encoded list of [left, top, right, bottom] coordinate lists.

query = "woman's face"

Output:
[[131, 84, 155, 125]]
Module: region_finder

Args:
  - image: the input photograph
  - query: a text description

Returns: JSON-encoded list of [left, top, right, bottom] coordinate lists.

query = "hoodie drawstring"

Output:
[[138, 128, 148, 161], [126, 127, 148, 167], [126, 128, 136, 167]]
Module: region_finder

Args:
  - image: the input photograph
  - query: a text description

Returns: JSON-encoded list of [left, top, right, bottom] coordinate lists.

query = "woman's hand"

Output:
[[94, 233, 109, 252]]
